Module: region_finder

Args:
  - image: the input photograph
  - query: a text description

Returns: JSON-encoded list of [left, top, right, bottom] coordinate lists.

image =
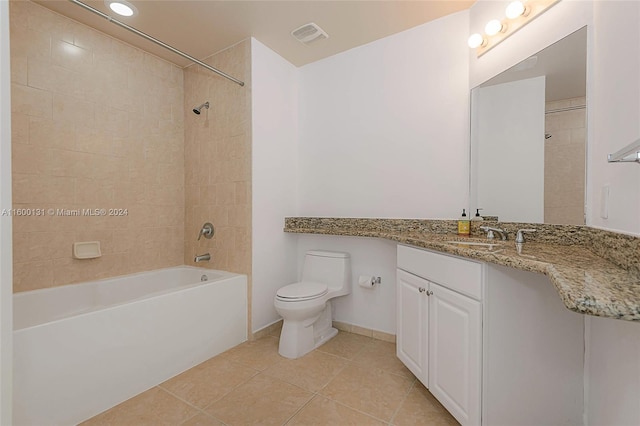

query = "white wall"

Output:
[[0, 1, 12, 422], [469, 1, 640, 424], [250, 39, 300, 333], [588, 1, 640, 234], [472, 77, 545, 222], [297, 235, 397, 334], [293, 11, 470, 334], [298, 11, 470, 219], [585, 316, 640, 425], [586, 1, 640, 424]]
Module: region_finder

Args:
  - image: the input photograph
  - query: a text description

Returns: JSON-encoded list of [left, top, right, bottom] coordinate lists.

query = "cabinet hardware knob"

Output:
[[426, 290, 434, 296], [418, 287, 426, 293]]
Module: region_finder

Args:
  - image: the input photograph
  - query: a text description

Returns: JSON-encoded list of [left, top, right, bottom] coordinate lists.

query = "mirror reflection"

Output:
[[470, 27, 587, 225]]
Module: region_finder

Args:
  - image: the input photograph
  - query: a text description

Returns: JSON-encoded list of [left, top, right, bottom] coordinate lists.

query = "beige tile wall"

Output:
[[10, 1, 185, 292], [544, 97, 586, 225], [183, 40, 252, 277], [183, 40, 252, 332]]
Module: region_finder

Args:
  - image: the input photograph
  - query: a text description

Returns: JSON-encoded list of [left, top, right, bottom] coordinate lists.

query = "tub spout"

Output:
[[194, 253, 211, 263]]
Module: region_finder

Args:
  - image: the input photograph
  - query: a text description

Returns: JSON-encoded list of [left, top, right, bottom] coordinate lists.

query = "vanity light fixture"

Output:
[[104, 0, 137, 17], [505, 1, 529, 19], [485, 19, 505, 36], [469, 0, 559, 57], [467, 33, 486, 49]]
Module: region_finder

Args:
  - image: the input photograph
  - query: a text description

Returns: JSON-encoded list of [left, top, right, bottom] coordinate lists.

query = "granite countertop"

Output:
[[284, 218, 640, 321]]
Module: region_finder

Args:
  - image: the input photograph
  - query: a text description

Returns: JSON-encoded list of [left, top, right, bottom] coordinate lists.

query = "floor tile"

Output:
[[205, 374, 313, 425], [82, 331, 461, 426], [159, 356, 258, 409], [392, 382, 460, 425], [217, 335, 282, 371], [80, 387, 198, 426], [319, 363, 414, 422], [315, 330, 373, 360], [352, 339, 414, 378], [179, 412, 224, 426], [264, 350, 348, 392], [286, 395, 386, 426]]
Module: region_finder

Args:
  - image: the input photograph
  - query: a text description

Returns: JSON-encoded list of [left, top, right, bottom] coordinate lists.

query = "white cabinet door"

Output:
[[396, 269, 428, 384], [429, 282, 482, 426]]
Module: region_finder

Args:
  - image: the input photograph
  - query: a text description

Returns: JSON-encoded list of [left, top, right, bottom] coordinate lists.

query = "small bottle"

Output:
[[472, 208, 484, 221], [458, 209, 470, 236]]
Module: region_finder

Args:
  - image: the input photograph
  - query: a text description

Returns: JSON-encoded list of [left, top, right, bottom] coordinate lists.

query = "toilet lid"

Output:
[[276, 282, 328, 301]]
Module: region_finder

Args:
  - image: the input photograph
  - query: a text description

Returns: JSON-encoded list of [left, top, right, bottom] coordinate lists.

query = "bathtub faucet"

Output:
[[194, 253, 211, 263]]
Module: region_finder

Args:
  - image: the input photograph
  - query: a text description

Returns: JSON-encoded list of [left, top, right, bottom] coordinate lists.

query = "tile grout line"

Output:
[[280, 340, 384, 425], [157, 362, 261, 426], [155, 386, 227, 426], [387, 377, 418, 426], [311, 346, 413, 425]]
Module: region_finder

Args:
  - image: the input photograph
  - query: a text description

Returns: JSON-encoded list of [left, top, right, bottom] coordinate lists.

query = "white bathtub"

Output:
[[13, 266, 247, 426]]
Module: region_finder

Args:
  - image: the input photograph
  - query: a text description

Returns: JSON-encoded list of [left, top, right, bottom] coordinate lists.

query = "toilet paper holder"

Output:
[[358, 275, 382, 288]]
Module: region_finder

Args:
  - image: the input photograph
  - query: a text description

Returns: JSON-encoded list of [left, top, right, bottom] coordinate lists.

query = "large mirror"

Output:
[[470, 27, 587, 225]]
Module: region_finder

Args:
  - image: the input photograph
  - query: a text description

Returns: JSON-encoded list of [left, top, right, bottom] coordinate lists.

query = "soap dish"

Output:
[[73, 241, 101, 259]]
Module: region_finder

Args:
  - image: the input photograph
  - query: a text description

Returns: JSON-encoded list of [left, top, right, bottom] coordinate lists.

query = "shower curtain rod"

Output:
[[67, 0, 245, 87]]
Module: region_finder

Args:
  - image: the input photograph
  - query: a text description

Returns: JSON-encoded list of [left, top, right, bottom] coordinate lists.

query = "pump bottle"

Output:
[[458, 209, 470, 236]]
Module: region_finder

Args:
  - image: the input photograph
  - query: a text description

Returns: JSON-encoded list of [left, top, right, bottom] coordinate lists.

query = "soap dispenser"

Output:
[[458, 209, 470, 236], [472, 208, 484, 221]]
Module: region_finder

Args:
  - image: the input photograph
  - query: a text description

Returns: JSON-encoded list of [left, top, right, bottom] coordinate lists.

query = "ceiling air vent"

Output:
[[291, 22, 329, 45]]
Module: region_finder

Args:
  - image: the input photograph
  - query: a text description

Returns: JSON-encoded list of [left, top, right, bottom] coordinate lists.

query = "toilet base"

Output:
[[278, 302, 338, 359]]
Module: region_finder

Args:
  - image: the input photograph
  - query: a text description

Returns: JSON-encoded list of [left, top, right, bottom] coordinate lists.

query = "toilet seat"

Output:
[[276, 282, 328, 302]]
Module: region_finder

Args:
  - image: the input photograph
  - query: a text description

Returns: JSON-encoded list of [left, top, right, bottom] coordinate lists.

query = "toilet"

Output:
[[274, 250, 351, 359]]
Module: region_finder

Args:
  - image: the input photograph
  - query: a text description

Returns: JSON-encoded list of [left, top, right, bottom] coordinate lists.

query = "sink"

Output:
[[444, 240, 503, 252]]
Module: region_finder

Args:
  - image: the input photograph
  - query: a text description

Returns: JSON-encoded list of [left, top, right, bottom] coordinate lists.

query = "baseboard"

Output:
[[251, 319, 283, 340], [333, 321, 396, 343], [252, 319, 396, 343]]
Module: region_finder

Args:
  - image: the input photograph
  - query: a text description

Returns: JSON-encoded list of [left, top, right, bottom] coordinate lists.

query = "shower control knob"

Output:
[[197, 222, 215, 240]]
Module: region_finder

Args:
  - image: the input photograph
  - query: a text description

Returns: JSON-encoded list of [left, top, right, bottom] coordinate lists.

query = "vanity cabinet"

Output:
[[396, 244, 584, 426], [396, 245, 482, 425]]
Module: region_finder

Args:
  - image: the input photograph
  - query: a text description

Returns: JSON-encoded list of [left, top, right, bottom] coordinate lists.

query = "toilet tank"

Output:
[[301, 250, 351, 296]]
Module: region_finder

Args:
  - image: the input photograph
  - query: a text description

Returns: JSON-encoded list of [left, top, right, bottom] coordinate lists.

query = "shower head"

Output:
[[193, 102, 210, 115]]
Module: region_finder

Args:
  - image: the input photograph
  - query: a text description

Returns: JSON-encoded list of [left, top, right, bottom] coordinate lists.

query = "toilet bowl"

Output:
[[274, 250, 351, 359]]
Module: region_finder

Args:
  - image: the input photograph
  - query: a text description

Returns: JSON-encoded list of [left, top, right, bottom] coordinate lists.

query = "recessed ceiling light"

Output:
[[104, 0, 137, 17]]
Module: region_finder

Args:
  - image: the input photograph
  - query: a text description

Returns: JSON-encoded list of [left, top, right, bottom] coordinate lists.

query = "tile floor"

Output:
[[82, 330, 459, 426]]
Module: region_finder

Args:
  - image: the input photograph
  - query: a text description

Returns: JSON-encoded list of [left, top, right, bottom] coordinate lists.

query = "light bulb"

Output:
[[505, 1, 526, 19], [485, 19, 504, 36], [104, 0, 137, 17], [467, 33, 485, 49]]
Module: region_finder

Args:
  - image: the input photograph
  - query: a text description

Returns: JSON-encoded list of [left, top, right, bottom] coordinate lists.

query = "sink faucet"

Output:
[[515, 229, 537, 243], [194, 253, 211, 263], [480, 226, 507, 241]]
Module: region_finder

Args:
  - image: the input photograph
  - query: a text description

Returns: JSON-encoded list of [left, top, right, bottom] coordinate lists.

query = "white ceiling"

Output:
[[34, 0, 474, 69]]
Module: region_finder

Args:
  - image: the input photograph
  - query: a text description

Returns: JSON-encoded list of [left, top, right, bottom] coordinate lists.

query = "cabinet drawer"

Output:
[[397, 244, 483, 300]]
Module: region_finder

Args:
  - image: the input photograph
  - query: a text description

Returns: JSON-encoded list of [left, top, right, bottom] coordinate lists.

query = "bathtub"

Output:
[[13, 266, 247, 426]]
